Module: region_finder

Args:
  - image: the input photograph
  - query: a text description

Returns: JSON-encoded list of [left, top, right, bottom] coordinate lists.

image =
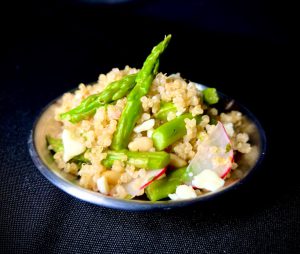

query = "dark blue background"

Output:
[[1, 1, 296, 253]]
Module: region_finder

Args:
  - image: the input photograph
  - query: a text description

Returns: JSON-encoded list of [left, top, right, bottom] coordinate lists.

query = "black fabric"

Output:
[[1, 1, 298, 253]]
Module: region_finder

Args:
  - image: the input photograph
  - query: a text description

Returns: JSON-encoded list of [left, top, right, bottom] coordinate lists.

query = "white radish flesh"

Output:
[[168, 185, 197, 200], [192, 169, 225, 191], [186, 121, 233, 184]]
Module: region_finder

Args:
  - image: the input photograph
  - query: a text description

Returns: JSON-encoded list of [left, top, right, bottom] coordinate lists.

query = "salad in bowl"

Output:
[[29, 35, 265, 209]]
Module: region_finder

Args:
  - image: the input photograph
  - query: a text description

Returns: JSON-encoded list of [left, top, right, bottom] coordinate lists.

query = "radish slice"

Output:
[[123, 168, 166, 197], [139, 167, 167, 189], [186, 121, 233, 184]]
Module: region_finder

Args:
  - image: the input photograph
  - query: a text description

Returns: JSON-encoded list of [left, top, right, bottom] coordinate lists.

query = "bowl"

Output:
[[28, 83, 266, 211]]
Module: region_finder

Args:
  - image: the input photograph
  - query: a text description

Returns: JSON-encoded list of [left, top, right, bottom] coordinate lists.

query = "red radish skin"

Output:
[[221, 166, 231, 179], [220, 122, 231, 142], [221, 157, 234, 179], [139, 167, 167, 190], [123, 168, 167, 197]]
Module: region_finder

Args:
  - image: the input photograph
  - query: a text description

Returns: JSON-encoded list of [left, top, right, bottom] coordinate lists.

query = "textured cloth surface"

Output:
[[0, 2, 297, 253]]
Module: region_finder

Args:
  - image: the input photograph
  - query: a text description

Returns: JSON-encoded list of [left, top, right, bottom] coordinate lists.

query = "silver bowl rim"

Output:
[[28, 83, 267, 211]]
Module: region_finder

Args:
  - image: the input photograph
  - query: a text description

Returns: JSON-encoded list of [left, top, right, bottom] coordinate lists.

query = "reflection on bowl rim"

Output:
[[28, 83, 267, 211]]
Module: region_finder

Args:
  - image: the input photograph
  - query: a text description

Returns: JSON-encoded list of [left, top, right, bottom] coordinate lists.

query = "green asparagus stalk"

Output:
[[202, 87, 219, 105], [145, 167, 187, 201], [154, 101, 177, 121], [47, 136, 169, 169], [46, 136, 89, 164], [111, 35, 171, 151], [60, 73, 137, 123], [72, 154, 89, 164], [102, 150, 170, 169], [152, 113, 202, 151], [46, 135, 64, 153], [110, 100, 143, 151]]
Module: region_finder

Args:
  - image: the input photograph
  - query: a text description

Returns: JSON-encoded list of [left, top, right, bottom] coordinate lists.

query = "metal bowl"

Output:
[[28, 83, 266, 211]]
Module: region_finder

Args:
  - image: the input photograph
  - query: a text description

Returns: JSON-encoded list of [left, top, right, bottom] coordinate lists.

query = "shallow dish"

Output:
[[28, 83, 266, 211]]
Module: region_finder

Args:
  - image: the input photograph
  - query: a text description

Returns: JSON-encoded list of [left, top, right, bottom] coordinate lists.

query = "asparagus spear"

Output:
[[60, 73, 137, 123], [102, 150, 170, 169], [110, 100, 143, 151], [111, 35, 172, 151], [154, 101, 177, 121], [202, 87, 219, 105], [46, 136, 90, 164], [47, 136, 170, 169], [152, 113, 202, 151], [145, 167, 187, 201], [46, 135, 63, 153]]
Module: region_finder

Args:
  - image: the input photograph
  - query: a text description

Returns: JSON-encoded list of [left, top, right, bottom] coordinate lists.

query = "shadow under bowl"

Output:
[[28, 83, 266, 211]]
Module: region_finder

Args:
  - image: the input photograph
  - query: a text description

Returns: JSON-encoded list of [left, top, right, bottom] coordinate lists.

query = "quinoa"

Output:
[[49, 66, 252, 199]]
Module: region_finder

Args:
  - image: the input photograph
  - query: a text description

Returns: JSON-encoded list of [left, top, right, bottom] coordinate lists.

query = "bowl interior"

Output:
[[28, 83, 266, 210]]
